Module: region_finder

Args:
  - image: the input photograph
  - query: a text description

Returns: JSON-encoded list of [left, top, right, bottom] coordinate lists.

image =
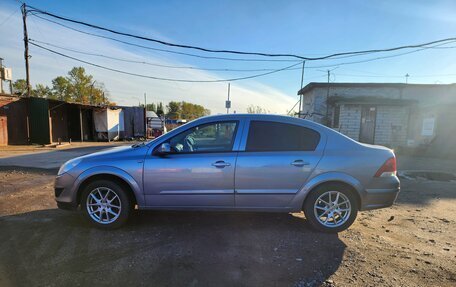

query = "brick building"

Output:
[[297, 83, 456, 155]]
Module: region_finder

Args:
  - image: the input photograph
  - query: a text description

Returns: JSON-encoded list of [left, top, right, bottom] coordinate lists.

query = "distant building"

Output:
[[0, 95, 146, 145], [146, 111, 166, 138], [298, 83, 456, 156]]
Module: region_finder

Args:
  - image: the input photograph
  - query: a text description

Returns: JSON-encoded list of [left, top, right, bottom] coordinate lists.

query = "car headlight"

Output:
[[58, 158, 82, 175]]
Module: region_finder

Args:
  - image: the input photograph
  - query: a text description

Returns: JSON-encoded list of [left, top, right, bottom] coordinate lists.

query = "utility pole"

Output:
[[317, 67, 338, 126], [22, 3, 31, 143], [298, 60, 306, 118], [226, 83, 231, 114], [144, 92, 147, 110], [405, 73, 409, 84], [144, 92, 147, 139], [89, 80, 96, 104], [21, 4, 31, 97], [325, 69, 330, 124], [0, 57, 3, 94]]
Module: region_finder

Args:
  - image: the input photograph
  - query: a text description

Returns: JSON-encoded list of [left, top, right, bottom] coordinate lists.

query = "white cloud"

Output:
[[0, 6, 296, 114]]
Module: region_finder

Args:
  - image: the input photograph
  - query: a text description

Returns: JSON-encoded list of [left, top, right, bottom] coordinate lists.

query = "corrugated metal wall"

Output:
[[50, 102, 69, 142], [29, 97, 51, 144], [0, 96, 28, 145]]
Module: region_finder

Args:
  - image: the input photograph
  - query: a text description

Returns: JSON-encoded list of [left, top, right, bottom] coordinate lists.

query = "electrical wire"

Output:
[[30, 12, 456, 69], [31, 14, 301, 63], [28, 39, 303, 72], [29, 37, 456, 81], [0, 8, 19, 27], [26, 4, 456, 61], [30, 42, 303, 82], [287, 99, 301, 115]]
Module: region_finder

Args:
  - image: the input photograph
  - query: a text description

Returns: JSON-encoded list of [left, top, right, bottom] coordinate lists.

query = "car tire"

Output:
[[303, 184, 358, 233], [81, 180, 131, 229]]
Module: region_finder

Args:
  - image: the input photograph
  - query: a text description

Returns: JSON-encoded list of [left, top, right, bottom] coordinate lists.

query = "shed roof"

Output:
[[297, 82, 456, 95]]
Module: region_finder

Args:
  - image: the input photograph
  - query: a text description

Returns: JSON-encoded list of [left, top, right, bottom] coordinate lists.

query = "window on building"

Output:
[[246, 121, 320, 152]]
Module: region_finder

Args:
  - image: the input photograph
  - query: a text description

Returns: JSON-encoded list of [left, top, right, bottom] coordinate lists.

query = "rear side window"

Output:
[[246, 121, 320, 152]]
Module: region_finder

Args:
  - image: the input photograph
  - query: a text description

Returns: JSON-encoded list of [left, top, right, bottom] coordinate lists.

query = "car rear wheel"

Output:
[[81, 180, 131, 229], [303, 184, 358, 233]]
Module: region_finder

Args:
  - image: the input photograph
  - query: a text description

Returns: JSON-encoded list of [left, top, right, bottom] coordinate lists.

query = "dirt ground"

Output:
[[0, 162, 455, 286]]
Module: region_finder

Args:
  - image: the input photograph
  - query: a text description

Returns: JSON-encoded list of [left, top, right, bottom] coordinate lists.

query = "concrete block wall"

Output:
[[338, 104, 361, 141], [374, 106, 409, 147]]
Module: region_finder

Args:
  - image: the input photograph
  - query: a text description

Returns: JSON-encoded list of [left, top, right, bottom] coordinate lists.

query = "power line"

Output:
[[287, 99, 301, 115], [0, 7, 19, 27], [30, 12, 456, 69], [26, 4, 456, 61], [31, 14, 300, 63], [28, 39, 303, 72], [29, 37, 456, 82], [29, 37, 456, 76], [25, 5, 311, 60], [30, 13, 399, 63], [30, 42, 303, 82]]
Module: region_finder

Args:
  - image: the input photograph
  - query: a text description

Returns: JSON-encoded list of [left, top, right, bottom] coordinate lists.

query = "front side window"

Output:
[[168, 121, 238, 153], [246, 121, 320, 152]]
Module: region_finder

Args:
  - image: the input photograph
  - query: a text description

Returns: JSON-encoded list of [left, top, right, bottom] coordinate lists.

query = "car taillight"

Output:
[[375, 157, 397, 177]]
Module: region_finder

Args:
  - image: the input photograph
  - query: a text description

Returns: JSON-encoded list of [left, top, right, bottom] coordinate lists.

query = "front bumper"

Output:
[[54, 172, 78, 210]]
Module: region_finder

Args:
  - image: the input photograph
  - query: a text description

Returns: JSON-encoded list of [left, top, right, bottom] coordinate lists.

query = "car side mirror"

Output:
[[156, 143, 171, 155]]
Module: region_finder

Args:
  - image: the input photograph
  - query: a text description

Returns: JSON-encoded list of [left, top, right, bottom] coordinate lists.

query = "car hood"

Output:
[[77, 145, 143, 161]]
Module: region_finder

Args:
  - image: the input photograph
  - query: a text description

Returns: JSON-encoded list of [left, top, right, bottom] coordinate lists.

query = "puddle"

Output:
[[399, 171, 456, 182]]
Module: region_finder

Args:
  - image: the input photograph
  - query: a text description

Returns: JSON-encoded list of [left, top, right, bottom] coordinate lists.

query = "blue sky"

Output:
[[1, 0, 456, 113]]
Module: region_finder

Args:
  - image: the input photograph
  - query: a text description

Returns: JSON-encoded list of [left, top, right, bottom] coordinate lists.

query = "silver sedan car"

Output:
[[55, 114, 399, 232]]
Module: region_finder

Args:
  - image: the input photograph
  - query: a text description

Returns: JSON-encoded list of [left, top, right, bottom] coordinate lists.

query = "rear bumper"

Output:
[[360, 187, 400, 210], [360, 175, 400, 211]]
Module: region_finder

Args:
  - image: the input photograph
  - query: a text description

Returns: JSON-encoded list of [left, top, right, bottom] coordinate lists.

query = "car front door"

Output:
[[143, 120, 241, 207], [234, 120, 324, 208]]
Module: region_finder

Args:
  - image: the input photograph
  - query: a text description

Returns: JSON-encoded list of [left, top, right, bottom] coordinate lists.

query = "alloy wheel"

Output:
[[86, 187, 122, 224], [313, 190, 351, 228]]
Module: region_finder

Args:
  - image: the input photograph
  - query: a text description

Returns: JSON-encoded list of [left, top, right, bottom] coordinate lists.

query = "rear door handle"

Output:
[[212, 161, 231, 168], [291, 160, 309, 167]]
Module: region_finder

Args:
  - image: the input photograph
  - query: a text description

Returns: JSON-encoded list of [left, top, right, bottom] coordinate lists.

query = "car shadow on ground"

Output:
[[0, 209, 345, 286]]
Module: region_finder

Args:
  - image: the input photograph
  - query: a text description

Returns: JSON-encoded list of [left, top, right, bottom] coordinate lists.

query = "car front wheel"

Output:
[[303, 184, 358, 233], [81, 180, 131, 229]]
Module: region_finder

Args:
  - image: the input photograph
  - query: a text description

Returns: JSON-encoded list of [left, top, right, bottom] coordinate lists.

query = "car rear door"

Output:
[[234, 120, 324, 208]]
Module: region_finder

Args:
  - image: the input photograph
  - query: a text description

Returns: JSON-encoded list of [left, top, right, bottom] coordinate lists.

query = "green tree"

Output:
[[145, 103, 156, 112], [32, 84, 53, 98], [48, 67, 108, 104], [12, 79, 28, 95], [247, 105, 269, 114], [51, 76, 71, 101], [12, 68, 111, 104], [166, 101, 181, 119], [180, 101, 210, 120], [156, 102, 165, 116]]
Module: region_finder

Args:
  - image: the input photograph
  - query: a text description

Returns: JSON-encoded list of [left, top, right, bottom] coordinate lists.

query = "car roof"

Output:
[[196, 114, 360, 146], [197, 113, 326, 129]]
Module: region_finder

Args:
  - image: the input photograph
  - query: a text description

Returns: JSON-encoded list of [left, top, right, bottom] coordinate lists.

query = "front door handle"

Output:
[[291, 160, 309, 167], [212, 161, 231, 168]]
